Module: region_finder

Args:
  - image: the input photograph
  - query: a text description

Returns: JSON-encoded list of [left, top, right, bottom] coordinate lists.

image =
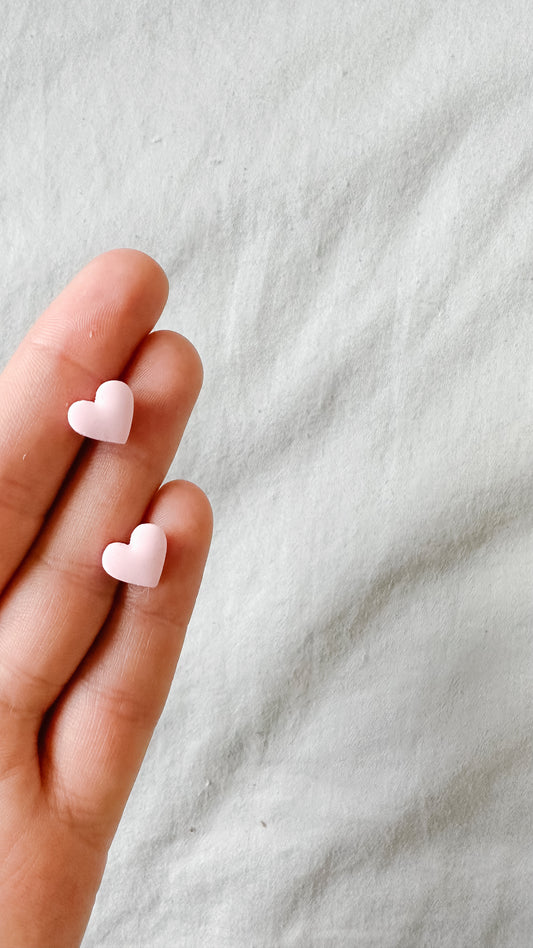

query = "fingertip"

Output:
[[39, 249, 169, 344], [139, 331, 204, 403], [119, 480, 212, 633], [154, 479, 214, 552], [104, 248, 169, 300], [83, 249, 170, 322], [175, 334, 204, 398]]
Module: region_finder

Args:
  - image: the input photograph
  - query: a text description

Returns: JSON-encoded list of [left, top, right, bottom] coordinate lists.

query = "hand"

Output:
[[0, 250, 212, 947]]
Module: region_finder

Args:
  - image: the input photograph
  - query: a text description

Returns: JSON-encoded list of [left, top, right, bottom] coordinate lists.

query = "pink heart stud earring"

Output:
[[68, 380, 134, 444], [102, 523, 167, 588]]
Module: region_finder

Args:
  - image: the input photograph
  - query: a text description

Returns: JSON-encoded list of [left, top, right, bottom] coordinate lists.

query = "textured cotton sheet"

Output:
[[1, 2, 532, 946]]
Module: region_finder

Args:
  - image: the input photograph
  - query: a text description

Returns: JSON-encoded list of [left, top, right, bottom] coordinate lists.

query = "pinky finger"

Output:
[[41, 480, 213, 844]]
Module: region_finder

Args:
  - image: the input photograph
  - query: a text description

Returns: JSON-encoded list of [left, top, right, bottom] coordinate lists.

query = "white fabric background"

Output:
[[1, 1, 532, 945]]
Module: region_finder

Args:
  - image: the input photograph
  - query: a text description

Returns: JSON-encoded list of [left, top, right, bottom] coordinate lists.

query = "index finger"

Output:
[[0, 249, 169, 589]]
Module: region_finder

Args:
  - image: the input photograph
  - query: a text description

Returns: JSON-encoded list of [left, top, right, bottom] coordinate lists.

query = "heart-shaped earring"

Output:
[[102, 523, 167, 588], [68, 380, 134, 444]]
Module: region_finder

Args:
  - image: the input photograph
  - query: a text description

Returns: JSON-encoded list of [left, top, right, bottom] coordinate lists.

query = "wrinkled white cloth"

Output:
[[1, 1, 532, 945]]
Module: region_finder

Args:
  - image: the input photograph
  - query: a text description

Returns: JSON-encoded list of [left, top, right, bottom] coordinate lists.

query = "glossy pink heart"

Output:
[[68, 380, 134, 444], [102, 523, 167, 588]]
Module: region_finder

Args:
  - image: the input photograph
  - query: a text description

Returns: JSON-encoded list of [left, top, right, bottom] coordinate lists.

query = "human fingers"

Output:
[[0, 330, 202, 725], [0, 249, 168, 591]]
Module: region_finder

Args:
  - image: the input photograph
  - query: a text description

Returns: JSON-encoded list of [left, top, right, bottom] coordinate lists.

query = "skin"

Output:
[[0, 250, 213, 947]]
